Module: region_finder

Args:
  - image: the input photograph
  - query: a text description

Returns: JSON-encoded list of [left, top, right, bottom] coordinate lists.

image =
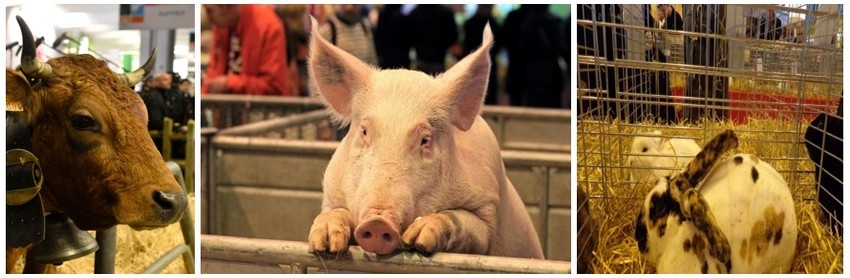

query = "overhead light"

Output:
[[86, 24, 113, 33], [79, 37, 89, 54], [175, 44, 189, 56], [56, 12, 90, 29]]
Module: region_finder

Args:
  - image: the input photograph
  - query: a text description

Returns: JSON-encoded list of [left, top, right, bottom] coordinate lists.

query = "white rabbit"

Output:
[[628, 130, 701, 186], [634, 130, 797, 273]]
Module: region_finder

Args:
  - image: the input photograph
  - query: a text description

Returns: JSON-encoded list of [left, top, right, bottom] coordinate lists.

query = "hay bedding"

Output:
[[578, 118, 843, 274], [10, 195, 195, 274]]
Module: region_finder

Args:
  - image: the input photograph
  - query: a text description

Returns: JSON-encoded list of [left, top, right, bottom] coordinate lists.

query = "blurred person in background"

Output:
[[374, 4, 411, 69], [157, 71, 188, 126], [462, 4, 500, 105], [408, 4, 458, 75], [320, 4, 378, 66], [203, 4, 292, 96], [180, 79, 195, 124], [140, 75, 165, 131], [641, 4, 683, 123], [139, 75, 157, 95], [501, 4, 566, 108], [276, 4, 312, 96], [758, 9, 784, 41]]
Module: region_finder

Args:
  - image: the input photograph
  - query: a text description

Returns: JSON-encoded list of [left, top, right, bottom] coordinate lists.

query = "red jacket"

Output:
[[203, 5, 292, 96]]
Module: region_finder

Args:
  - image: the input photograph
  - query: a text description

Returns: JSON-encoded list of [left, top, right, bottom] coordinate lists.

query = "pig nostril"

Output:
[[363, 231, 372, 239], [382, 233, 392, 241]]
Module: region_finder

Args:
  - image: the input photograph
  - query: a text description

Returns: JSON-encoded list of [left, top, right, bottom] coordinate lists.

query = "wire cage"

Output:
[[576, 4, 842, 274]]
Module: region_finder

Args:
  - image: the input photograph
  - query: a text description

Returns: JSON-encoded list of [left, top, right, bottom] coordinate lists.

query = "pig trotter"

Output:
[[402, 213, 451, 255], [308, 209, 354, 256], [402, 209, 492, 255]]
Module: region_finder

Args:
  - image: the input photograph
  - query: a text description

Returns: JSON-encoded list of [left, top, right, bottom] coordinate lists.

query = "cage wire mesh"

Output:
[[576, 4, 843, 273]]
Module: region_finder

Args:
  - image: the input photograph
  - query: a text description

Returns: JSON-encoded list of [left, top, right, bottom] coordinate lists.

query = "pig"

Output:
[[306, 18, 544, 260]]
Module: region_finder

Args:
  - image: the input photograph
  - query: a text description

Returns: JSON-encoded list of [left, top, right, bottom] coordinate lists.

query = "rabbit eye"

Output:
[[642, 147, 648, 153]]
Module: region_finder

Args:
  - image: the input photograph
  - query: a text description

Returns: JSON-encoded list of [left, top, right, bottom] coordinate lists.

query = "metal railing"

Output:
[[201, 95, 571, 153], [203, 110, 570, 261], [201, 235, 569, 274]]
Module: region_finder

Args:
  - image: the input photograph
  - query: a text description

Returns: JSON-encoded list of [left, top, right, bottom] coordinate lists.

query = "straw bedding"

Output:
[[577, 118, 843, 274], [10, 195, 195, 274]]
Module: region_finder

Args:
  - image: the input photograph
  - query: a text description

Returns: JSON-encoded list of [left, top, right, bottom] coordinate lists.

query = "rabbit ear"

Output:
[[646, 130, 663, 149], [679, 188, 733, 272], [670, 130, 738, 195], [657, 137, 669, 151]]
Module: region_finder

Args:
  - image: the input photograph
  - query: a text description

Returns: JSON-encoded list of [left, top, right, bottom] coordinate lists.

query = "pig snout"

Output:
[[354, 216, 401, 255]]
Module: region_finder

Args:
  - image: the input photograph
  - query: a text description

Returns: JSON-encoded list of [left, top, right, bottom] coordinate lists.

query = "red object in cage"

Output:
[[670, 87, 839, 124]]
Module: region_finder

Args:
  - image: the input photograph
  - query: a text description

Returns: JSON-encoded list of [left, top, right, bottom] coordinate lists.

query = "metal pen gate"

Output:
[[199, 96, 571, 269]]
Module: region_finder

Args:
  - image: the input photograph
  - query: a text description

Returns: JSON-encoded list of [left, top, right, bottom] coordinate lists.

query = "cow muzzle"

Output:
[[152, 190, 188, 224]]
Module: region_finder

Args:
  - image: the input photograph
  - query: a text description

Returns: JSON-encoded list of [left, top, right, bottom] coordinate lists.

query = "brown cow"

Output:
[[6, 16, 188, 273]]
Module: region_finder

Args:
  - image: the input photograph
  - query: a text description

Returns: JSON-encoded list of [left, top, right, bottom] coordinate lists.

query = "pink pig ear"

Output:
[[308, 16, 373, 124], [439, 23, 493, 131]]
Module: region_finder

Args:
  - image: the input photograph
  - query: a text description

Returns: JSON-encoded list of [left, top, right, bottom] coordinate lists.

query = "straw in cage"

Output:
[[577, 119, 842, 274]]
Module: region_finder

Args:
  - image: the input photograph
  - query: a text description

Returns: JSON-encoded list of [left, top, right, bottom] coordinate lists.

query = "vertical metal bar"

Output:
[[597, 4, 611, 211], [291, 263, 308, 274], [224, 106, 231, 129], [182, 244, 195, 274], [185, 120, 195, 194], [94, 227, 116, 274], [499, 115, 507, 149], [163, 117, 174, 161], [210, 139, 220, 234], [180, 205, 196, 259], [538, 167, 551, 258]]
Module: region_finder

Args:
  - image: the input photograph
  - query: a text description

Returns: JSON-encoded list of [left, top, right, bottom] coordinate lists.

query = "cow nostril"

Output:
[[153, 191, 174, 211], [382, 233, 392, 242]]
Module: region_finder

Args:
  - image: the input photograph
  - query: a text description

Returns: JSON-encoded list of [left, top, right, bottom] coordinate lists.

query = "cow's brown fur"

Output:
[[6, 55, 185, 273]]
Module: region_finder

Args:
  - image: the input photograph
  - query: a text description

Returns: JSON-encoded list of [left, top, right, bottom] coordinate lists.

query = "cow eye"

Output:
[[71, 115, 97, 131]]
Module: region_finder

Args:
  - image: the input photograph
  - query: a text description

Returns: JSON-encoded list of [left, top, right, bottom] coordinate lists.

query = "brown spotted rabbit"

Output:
[[635, 130, 797, 273]]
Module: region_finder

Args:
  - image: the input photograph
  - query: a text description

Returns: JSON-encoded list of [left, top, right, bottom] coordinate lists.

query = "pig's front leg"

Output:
[[308, 208, 355, 255], [401, 209, 491, 255]]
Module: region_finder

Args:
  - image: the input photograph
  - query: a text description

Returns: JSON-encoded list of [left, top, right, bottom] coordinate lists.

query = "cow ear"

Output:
[[308, 17, 373, 125], [6, 69, 39, 120], [438, 23, 493, 131]]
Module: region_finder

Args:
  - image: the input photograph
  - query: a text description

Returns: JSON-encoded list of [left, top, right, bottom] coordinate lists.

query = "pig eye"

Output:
[[421, 136, 432, 147], [362, 128, 367, 137]]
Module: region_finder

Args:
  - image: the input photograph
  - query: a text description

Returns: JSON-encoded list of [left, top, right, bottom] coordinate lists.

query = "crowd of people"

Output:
[[579, 5, 806, 124], [139, 71, 194, 131], [201, 4, 570, 110]]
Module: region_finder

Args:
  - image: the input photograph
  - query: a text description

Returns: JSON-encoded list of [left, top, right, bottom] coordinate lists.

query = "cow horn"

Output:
[[118, 48, 157, 86], [16, 15, 55, 81]]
